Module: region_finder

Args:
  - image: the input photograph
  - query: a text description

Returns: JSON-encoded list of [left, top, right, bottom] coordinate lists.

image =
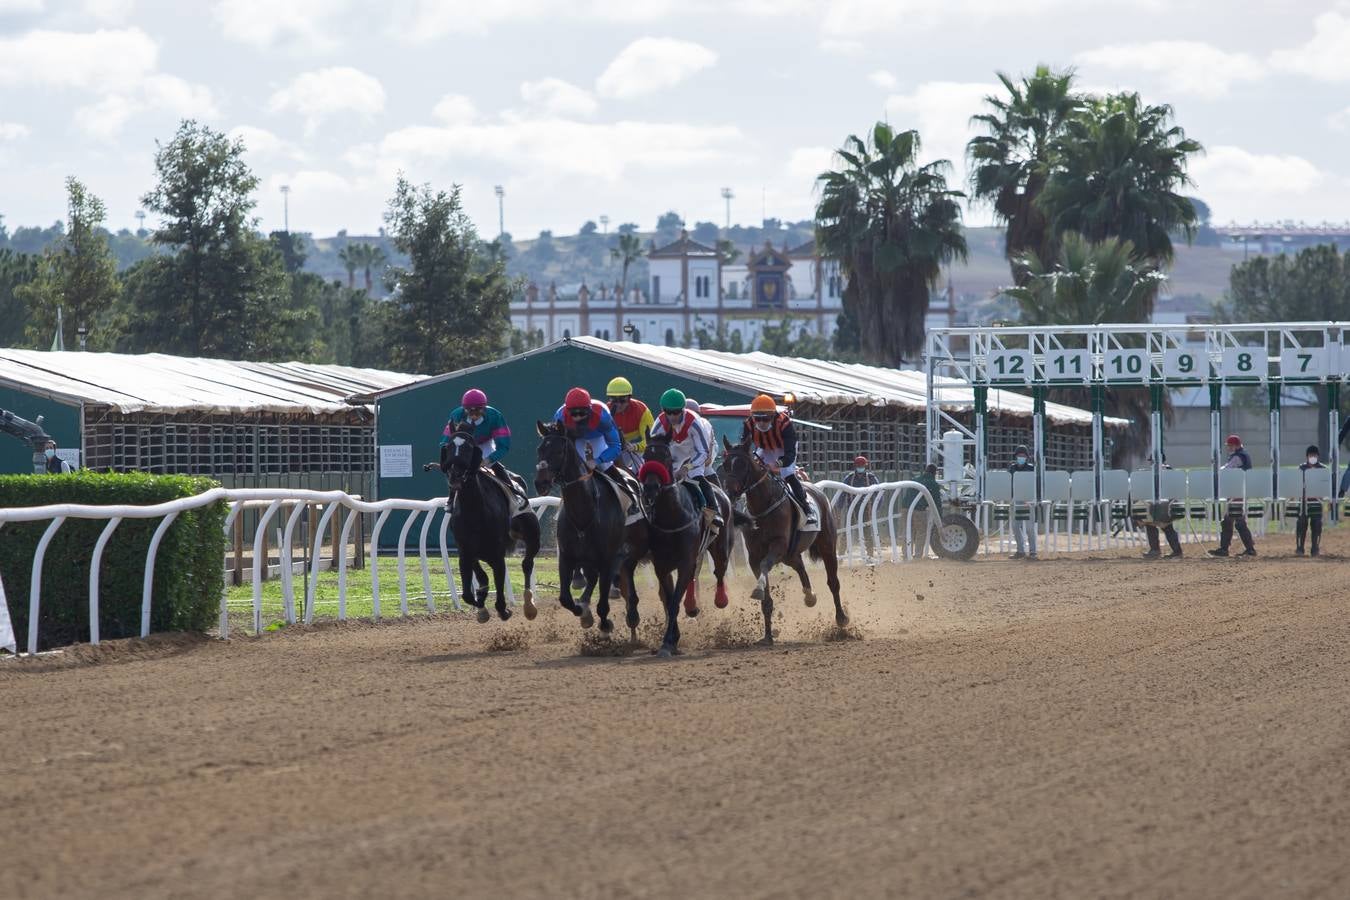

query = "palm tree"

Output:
[[610, 232, 645, 301], [337, 245, 357, 289], [1006, 232, 1163, 325], [1005, 233, 1166, 462], [967, 65, 1081, 281], [1039, 92, 1203, 271], [359, 244, 387, 294], [814, 122, 967, 365]]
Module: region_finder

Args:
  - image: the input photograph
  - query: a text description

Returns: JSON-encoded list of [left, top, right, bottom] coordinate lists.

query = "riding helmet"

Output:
[[606, 376, 633, 397]]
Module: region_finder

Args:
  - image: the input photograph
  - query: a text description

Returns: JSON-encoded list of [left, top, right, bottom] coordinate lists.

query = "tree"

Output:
[[1006, 233, 1163, 326], [610, 232, 645, 299], [269, 230, 308, 273], [691, 221, 720, 246], [380, 174, 514, 374], [0, 248, 37, 347], [967, 65, 1081, 280], [1039, 93, 1202, 271], [815, 122, 968, 365], [1005, 233, 1165, 462], [18, 177, 121, 349], [345, 242, 387, 293], [118, 120, 313, 359], [337, 244, 358, 288], [716, 239, 741, 265]]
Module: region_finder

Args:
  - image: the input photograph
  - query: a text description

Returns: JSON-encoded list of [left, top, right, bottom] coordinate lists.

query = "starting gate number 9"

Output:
[[1221, 347, 1261, 379], [1163, 348, 1203, 381], [1104, 349, 1148, 382], [989, 350, 1031, 382]]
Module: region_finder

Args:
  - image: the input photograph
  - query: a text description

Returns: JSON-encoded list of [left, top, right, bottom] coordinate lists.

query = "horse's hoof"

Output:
[[836, 612, 850, 627], [684, 603, 700, 619], [498, 607, 512, 622], [803, 591, 818, 608], [750, 586, 764, 601], [656, 645, 673, 659], [714, 584, 729, 609], [599, 618, 614, 634], [756, 636, 774, 647], [609, 586, 622, 600], [475, 607, 491, 624], [580, 609, 595, 629], [629, 628, 639, 645], [570, 575, 586, 590], [522, 592, 538, 621]]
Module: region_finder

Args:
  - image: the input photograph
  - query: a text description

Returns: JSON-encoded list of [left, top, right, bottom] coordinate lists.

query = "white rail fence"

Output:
[[0, 482, 939, 656]]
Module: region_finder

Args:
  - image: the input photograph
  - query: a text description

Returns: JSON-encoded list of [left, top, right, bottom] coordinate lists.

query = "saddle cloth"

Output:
[[600, 469, 646, 525], [480, 467, 532, 516]]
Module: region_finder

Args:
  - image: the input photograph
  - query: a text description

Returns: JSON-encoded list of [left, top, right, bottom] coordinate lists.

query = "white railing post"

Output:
[[369, 509, 392, 620], [280, 501, 308, 625], [252, 499, 284, 633], [305, 500, 343, 625], [88, 516, 122, 646], [141, 511, 181, 638], [28, 516, 66, 655]]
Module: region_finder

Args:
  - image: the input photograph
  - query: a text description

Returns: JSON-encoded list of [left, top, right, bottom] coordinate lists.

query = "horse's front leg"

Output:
[[490, 557, 511, 622], [576, 562, 597, 629], [596, 557, 618, 635], [749, 547, 780, 646], [621, 554, 641, 642], [656, 567, 681, 658], [711, 495, 733, 609], [557, 552, 581, 616], [460, 554, 489, 624]]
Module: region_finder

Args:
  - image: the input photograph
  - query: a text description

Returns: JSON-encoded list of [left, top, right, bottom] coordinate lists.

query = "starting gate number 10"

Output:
[[1104, 349, 1148, 382]]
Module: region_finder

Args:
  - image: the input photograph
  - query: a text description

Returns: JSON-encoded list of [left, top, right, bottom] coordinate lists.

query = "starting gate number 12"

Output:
[[989, 350, 1031, 383]]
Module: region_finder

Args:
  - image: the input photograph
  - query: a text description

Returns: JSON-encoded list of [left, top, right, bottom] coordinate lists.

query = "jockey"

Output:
[[684, 397, 717, 476], [441, 388, 528, 507], [741, 393, 816, 526], [606, 376, 653, 471], [554, 386, 630, 489], [649, 388, 724, 530]]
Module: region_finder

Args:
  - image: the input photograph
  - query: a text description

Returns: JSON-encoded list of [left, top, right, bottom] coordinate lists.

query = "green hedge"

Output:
[[0, 473, 227, 650]]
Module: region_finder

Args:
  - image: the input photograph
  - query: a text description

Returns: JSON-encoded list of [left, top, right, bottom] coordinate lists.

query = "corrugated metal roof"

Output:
[[359, 337, 1127, 428], [0, 349, 421, 415]]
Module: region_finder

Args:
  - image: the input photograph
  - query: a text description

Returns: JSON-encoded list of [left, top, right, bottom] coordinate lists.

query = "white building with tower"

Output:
[[510, 230, 850, 348]]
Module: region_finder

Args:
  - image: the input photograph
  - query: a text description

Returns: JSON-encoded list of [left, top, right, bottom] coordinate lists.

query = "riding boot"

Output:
[[491, 461, 530, 513], [785, 474, 816, 525], [697, 476, 724, 530]]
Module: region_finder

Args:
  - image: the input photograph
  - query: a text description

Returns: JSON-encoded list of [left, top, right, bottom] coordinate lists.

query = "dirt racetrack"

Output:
[[4, 535, 1350, 899]]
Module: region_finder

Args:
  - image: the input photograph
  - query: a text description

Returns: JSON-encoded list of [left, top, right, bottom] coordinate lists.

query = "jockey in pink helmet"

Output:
[[442, 388, 527, 506]]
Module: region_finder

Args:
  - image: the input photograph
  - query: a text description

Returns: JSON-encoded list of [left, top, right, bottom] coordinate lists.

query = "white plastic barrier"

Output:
[[0, 488, 562, 656], [816, 479, 941, 565]]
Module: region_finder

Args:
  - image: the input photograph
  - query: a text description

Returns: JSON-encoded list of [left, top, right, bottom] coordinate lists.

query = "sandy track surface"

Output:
[[4, 534, 1350, 899]]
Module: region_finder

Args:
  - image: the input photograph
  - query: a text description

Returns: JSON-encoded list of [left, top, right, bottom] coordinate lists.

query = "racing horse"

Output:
[[719, 436, 846, 645], [636, 434, 735, 657], [430, 423, 541, 623], [535, 419, 643, 634]]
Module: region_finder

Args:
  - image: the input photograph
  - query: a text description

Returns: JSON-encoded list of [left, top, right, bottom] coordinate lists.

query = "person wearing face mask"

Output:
[[1008, 445, 1037, 560], [441, 388, 528, 509], [43, 439, 73, 474], [1296, 444, 1325, 556], [741, 394, 816, 526], [838, 456, 880, 558]]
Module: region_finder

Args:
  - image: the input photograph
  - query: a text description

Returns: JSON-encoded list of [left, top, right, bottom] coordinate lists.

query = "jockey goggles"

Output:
[[752, 411, 775, 421], [567, 407, 591, 420], [465, 405, 486, 415]]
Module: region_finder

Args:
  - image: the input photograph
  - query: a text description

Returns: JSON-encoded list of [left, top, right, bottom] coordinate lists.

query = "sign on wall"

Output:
[[379, 445, 413, 478]]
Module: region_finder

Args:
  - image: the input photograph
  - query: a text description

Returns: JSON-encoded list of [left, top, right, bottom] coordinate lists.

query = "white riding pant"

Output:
[[574, 435, 614, 471], [753, 446, 796, 477]]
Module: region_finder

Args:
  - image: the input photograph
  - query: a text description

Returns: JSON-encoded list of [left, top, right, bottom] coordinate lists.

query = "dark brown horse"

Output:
[[719, 436, 846, 644]]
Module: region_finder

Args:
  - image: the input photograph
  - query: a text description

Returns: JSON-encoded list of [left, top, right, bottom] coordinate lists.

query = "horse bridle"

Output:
[[726, 450, 790, 522], [537, 433, 595, 489]]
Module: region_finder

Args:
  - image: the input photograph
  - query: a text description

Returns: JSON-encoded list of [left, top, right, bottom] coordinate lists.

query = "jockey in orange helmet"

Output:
[[741, 394, 815, 525]]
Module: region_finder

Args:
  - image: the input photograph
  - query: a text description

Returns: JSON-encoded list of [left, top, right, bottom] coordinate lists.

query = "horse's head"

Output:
[[441, 422, 481, 491], [535, 419, 572, 495], [639, 434, 675, 505], [719, 435, 760, 500]]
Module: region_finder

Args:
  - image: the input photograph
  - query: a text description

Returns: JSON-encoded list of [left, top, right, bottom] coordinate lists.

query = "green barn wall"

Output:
[[373, 344, 748, 548], [0, 386, 80, 474]]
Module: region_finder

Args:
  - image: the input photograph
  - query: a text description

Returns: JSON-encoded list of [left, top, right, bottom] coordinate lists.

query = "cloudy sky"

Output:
[[2, 0, 1349, 240]]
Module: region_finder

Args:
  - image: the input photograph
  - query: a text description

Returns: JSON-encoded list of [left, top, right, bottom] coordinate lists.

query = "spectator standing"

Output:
[[908, 463, 944, 559], [43, 440, 73, 474], [1208, 434, 1257, 557], [1297, 444, 1325, 557], [1008, 444, 1037, 560], [839, 456, 880, 559]]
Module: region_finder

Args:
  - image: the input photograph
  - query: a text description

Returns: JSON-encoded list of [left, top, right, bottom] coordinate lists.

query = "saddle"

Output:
[[600, 467, 646, 526], [480, 466, 533, 516], [788, 490, 822, 538]]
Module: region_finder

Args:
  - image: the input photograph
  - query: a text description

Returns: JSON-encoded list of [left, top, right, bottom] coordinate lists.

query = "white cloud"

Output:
[[213, 0, 345, 51], [1190, 145, 1332, 222], [351, 115, 743, 184], [869, 69, 898, 90], [0, 28, 157, 91], [432, 93, 477, 125], [142, 74, 219, 117], [229, 125, 307, 161], [1075, 40, 1264, 98], [596, 37, 717, 100], [884, 81, 991, 183], [390, 0, 683, 40], [786, 146, 835, 182], [1271, 7, 1350, 81], [0, 0, 44, 11], [520, 78, 598, 118], [81, 0, 135, 22], [0, 121, 30, 142], [268, 67, 386, 134], [1328, 106, 1350, 133], [74, 94, 137, 139]]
